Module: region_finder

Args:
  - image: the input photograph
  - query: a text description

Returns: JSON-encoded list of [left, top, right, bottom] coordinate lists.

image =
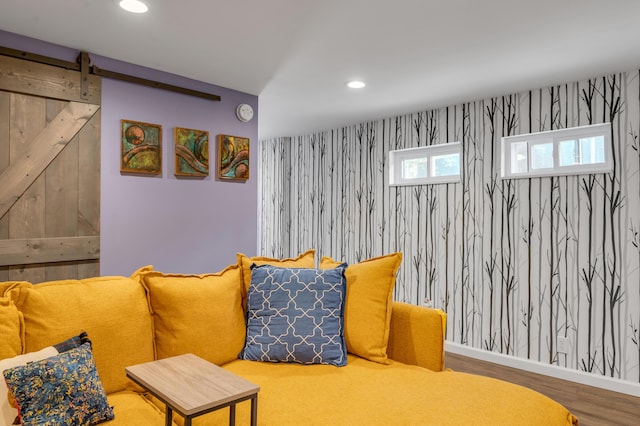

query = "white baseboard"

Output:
[[445, 341, 640, 397]]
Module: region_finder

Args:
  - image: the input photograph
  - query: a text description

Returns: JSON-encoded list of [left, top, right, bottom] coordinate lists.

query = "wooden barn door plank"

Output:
[[0, 236, 99, 266], [7, 94, 47, 282], [45, 99, 80, 280], [0, 91, 9, 281], [0, 55, 100, 104], [77, 111, 101, 278]]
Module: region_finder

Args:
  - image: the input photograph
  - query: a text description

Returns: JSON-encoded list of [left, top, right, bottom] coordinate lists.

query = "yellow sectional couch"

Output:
[[0, 255, 578, 425]]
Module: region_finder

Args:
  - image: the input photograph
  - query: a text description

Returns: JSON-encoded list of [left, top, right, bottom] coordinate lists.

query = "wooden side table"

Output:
[[126, 353, 259, 426]]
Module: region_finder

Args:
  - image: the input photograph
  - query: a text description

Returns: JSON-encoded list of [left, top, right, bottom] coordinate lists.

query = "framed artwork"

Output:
[[121, 119, 162, 174], [217, 134, 249, 180], [174, 127, 209, 177]]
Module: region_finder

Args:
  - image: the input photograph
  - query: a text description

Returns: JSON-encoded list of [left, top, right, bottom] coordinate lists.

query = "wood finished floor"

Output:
[[444, 352, 640, 426]]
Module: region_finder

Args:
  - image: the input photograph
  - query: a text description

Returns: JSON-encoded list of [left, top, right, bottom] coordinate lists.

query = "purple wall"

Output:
[[1, 30, 259, 275]]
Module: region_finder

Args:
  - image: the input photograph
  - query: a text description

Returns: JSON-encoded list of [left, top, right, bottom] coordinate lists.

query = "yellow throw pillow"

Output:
[[320, 253, 402, 364], [0, 281, 30, 298], [0, 296, 23, 360], [138, 264, 246, 365], [236, 249, 316, 307], [11, 276, 155, 394]]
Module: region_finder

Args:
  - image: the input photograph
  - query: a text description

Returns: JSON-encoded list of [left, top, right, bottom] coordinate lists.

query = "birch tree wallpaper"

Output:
[[259, 69, 640, 384]]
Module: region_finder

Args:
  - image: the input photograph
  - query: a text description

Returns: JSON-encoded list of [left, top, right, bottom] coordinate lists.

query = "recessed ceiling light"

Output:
[[347, 80, 366, 89], [119, 0, 148, 13]]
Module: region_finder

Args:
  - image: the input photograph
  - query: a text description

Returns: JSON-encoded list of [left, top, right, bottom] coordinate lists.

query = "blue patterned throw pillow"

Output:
[[0, 332, 93, 426], [240, 264, 348, 366], [3, 342, 114, 426]]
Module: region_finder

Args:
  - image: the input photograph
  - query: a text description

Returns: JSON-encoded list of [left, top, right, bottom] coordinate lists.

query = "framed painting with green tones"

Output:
[[217, 134, 249, 181], [174, 127, 209, 177], [121, 119, 162, 175]]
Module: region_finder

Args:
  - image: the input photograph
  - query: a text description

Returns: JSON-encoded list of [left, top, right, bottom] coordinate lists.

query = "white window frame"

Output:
[[389, 142, 461, 186], [500, 123, 612, 179]]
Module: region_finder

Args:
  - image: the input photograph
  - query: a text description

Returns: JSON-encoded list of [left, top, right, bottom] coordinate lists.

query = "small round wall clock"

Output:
[[236, 103, 254, 122]]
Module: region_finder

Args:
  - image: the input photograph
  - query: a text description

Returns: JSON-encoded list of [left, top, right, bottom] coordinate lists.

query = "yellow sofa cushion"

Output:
[[107, 391, 167, 425], [237, 249, 315, 307], [0, 297, 23, 360], [9, 276, 155, 394], [320, 253, 402, 364], [137, 264, 246, 365], [185, 356, 576, 426]]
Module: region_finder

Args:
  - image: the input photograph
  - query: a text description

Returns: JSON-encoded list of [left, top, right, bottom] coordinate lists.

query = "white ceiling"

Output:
[[1, 0, 640, 139]]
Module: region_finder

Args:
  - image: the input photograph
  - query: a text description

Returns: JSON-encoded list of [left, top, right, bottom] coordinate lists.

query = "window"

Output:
[[500, 123, 612, 179], [389, 143, 461, 186]]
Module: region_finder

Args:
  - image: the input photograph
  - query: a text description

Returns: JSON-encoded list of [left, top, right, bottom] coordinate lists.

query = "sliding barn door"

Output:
[[0, 55, 101, 282]]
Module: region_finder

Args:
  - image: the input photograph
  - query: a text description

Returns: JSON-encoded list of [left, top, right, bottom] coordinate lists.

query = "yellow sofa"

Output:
[[0, 260, 578, 425]]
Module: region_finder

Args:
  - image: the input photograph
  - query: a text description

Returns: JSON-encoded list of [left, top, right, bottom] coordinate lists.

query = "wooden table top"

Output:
[[125, 353, 260, 416]]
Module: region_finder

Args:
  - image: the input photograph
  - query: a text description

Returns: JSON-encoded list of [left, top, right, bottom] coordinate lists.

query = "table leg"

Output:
[[229, 404, 236, 425], [185, 417, 192, 426], [165, 406, 173, 426], [250, 395, 258, 426]]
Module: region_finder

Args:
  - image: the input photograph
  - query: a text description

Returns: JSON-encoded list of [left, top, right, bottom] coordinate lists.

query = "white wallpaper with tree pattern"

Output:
[[259, 70, 640, 384]]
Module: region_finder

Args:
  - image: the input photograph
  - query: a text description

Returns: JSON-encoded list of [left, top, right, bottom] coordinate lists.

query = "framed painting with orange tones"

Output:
[[121, 119, 162, 174], [175, 127, 209, 177], [217, 134, 249, 181]]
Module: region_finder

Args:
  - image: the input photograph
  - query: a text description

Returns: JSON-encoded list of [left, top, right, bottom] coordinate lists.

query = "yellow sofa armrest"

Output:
[[386, 302, 446, 371]]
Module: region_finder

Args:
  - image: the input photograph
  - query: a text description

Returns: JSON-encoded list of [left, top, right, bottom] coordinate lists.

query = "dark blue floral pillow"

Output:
[[240, 264, 348, 366], [3, 342, 114, 426]]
